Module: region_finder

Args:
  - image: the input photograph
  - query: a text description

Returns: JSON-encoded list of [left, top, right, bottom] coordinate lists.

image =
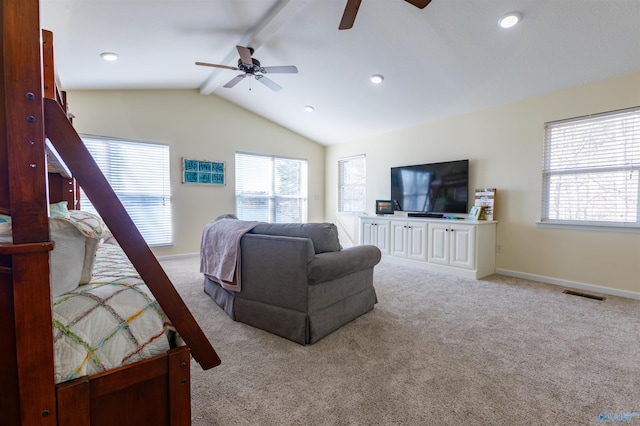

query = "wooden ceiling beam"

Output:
[[199, 0, 310, 95]]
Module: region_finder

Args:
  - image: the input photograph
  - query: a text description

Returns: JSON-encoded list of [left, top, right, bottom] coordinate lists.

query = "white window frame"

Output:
[[538, 106, 640, 233], [338, 155, 366, 214], [235, 152, 308, 223], [79, 135, 173, 246]]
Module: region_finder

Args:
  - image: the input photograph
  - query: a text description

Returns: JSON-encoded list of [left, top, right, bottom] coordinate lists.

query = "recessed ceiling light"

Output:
[[100, 52, 119, 61], [370, 74, 384, 84], [304, 105, 315, 112], [498, 12, 521, 29]]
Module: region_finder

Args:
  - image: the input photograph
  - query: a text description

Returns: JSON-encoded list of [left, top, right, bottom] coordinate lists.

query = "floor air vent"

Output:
[[563, 290, 606, 301]]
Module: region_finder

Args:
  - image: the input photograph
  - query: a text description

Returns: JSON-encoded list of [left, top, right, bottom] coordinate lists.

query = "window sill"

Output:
[[149, 242, 174, 248], [536, 221, 640, 233]]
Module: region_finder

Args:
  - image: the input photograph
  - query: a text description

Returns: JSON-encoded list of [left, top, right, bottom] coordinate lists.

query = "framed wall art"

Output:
[[182, 158, 225, 185]]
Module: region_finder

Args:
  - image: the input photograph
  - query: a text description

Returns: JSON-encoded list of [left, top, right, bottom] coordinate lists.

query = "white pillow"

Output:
[[1, 216, 91, 296], [49, 217, 99, 286], [49, 226, 86, 296]]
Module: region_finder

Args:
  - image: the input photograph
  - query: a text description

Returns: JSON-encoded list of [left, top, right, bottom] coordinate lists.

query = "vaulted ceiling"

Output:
[[40, 0, 640, 145]]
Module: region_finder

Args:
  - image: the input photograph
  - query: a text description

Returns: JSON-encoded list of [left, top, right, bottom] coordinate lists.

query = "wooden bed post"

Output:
[[0, 0, 58, 424]]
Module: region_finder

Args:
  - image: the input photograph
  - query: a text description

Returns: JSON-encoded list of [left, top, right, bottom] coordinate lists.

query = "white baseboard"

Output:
[[156, 252, 199, 261], [495, 268, 640, 301], [154, 253, 640, 300]]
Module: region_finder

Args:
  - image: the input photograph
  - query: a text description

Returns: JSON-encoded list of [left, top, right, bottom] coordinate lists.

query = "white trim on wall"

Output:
[[157, 252, 199, 261], [495, 268, 640, 301]]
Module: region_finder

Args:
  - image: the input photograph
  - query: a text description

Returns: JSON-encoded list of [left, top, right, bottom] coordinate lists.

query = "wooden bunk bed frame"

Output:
[[0, 1, 221, 424]]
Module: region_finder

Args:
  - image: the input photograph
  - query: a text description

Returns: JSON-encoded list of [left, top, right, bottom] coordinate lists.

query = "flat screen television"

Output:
[[390, 159, 469, 215]]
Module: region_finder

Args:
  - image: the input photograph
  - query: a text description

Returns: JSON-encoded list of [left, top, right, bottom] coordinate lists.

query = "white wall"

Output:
[[67, 89, 325, 257], [325, 72, 640, 296], [66, 75, 640, 296]]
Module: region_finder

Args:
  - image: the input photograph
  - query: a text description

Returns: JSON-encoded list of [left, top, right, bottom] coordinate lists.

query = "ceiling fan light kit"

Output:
[[498, 12, 522, 29], [196, 45, 298, 92]]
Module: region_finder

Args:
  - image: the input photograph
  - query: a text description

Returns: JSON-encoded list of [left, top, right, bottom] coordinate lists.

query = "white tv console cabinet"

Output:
[[359, 215, 497, 279]]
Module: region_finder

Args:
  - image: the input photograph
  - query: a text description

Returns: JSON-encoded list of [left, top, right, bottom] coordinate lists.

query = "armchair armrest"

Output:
[[239, 233, 315, 310], [308, 245, 381, 285]]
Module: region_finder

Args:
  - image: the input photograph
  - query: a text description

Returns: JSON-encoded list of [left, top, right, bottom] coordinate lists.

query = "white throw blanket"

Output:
[[199, 218, 260, 292]]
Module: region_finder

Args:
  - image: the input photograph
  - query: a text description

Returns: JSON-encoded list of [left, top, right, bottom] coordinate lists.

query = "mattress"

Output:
[[52, 243, 174, 383]]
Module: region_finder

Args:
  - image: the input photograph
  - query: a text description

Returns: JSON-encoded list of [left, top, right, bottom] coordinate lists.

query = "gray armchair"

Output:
[[203, 222, 381, 344]]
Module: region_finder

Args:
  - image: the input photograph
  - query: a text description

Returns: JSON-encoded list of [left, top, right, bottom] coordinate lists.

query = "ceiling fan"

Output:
[[339, 0, 432, 30], [196, 45, 298, 92]]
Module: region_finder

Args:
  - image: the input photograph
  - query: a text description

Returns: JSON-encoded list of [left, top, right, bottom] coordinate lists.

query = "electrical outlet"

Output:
[[496, 244, 502, 253]]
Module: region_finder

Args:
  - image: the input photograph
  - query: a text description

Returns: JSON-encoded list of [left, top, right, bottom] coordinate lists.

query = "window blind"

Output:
[[338, 155, 366, 213], [542, 106, 640, 226], [79, 135, 172, 246], [235, 152, 308, 223]]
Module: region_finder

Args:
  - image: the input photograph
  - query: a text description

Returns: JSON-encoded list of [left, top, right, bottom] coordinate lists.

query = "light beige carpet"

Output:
[[160, 256, 640, 426]]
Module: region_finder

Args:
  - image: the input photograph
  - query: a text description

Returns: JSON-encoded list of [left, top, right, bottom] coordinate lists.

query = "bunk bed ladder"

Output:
[[38, 28, 220, 372], [42, 99, 221, 370]]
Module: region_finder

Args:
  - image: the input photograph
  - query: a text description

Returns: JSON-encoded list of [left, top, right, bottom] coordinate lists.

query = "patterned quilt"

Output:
[[52, 243, 175, 384]]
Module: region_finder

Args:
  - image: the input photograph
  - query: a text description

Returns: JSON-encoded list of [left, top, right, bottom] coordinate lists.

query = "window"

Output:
[[338, 155, 366, 213], [80, 135, 172, 246], [541, 106, 640, 230], [235, 152, 308, 223]]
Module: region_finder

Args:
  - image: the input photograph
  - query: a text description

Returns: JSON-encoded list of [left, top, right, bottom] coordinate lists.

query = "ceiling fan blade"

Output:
[[195, 62, 238, 71], [223, 74, 246, 88], [256, 75, 282, 92], [236, 45, 253, 65], [261, 65, 298, 74], [404, 0, 432, 8], [339, 0, 362, 30]]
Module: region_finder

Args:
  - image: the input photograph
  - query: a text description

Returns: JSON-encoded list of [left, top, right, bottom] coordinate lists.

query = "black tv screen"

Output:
[[390, 160, 469, 214]]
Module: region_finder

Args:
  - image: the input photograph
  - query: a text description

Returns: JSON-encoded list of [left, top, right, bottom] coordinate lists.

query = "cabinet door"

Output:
[[361, 218, 390, 254], [374, 220, 390, 254], [407, 222, 428, 261], [390, 221, 408, 257], [361, 220, 374, 246], [449, 224, 475, 269], [427, 223, 449, 265]]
